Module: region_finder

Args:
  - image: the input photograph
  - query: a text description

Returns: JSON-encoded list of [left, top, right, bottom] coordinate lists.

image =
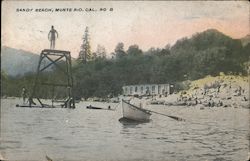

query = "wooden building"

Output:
[[122, 84, 173, 96]]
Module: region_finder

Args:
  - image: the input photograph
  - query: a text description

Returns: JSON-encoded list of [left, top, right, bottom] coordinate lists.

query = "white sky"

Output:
[[2, 1, 249, 58]]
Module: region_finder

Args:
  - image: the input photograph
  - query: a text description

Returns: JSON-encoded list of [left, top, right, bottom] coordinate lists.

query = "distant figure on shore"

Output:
[[204, 89, 207, 95], [195, 97, 198, 105], [217, 85, 221, 93], [48, 25, 59, 49], [22, 87, 27, 104], [238, 86, 242, 96], [218, 100, 223, 107]]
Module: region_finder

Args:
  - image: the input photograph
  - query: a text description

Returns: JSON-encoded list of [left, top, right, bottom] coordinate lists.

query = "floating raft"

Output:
[[86, 105, 114, 111], [16, 104, 60, 108], [86, 105, 103, 109]]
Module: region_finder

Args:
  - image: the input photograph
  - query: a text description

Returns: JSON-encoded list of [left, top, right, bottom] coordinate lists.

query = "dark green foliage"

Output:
[[127, 45, 143, 56], [2, 29, 249, 99], [114, 42, 126, 59]]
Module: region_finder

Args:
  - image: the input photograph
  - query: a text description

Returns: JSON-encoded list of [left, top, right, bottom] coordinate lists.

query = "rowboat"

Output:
[[86, 105, 114, 111], [86, 105, 103, 109], [121, 99, 151, 121]]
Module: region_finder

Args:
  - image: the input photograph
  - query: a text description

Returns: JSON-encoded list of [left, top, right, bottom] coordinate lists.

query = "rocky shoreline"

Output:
[[115, 75, 249, 109], [146, 75, 249, 109]]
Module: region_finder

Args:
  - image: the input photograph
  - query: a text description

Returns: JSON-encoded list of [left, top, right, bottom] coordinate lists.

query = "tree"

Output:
[[78, 27, 92, 63], [127, 44, 143, 56], [161, 44, 171, 55], [95, 45, 107, 59], [92, 52, 97, 60], [114, 42, 126, 59], [144, 47, 161, 55]]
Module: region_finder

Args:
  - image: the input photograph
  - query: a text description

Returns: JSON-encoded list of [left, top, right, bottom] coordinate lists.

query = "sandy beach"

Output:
[[130, 74, 249, 109]]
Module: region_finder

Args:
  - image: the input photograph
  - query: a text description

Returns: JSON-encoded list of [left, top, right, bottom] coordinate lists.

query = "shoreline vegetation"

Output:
[[1, 75, 249, 109], [1, 29, 250, 105]]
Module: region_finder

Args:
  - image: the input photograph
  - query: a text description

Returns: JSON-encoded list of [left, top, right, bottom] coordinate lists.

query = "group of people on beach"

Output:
[[178, 81, 248, 108]]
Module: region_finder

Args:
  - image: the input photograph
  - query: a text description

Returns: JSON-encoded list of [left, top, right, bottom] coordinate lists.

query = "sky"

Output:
[[2, 1, 249, 58]]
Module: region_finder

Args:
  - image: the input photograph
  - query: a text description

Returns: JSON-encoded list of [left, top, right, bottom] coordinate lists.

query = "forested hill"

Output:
[[1, 29, 250, 98], [167, 29, 249, 80], [241, 34, 250, 46], [73, 29, 250, 98]]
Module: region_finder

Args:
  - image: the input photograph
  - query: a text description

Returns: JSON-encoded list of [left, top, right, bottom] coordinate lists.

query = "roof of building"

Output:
[[123, 83, 169, 87]]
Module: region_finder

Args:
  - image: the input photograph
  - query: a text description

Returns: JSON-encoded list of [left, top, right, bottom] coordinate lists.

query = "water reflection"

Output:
[[118, 117, 151, 128]]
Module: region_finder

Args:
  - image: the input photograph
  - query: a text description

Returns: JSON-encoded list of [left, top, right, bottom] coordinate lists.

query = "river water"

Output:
[[0, 98, 249, 161]]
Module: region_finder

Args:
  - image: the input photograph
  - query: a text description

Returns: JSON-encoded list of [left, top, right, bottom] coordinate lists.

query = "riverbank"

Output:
[[1, 74, 248, 109]]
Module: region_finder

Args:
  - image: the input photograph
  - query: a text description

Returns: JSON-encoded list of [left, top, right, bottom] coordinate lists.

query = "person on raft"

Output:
[[21, 87, 27, 104]]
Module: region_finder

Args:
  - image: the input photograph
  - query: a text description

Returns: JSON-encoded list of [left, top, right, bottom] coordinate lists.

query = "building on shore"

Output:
[[122, 84, 174, 96]]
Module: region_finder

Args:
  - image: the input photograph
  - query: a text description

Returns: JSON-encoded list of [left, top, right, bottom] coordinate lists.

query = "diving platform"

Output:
[[28, 49, 75, 108]]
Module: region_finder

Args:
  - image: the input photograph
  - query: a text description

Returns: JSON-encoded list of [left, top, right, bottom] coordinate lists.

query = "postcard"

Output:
[[1, 1, 249, 161]]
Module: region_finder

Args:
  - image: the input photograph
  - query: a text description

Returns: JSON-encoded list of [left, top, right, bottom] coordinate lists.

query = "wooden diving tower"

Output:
[[30, 49, 75, 108]]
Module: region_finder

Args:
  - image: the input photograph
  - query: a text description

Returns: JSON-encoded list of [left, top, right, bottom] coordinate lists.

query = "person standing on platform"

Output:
[[48, 25, 59, 49]]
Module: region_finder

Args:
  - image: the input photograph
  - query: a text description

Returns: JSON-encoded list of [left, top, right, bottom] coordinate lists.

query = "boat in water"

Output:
[[86, 105, 103, 110], [121, 99, 151, 121], [86, 105, 114, 111]]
